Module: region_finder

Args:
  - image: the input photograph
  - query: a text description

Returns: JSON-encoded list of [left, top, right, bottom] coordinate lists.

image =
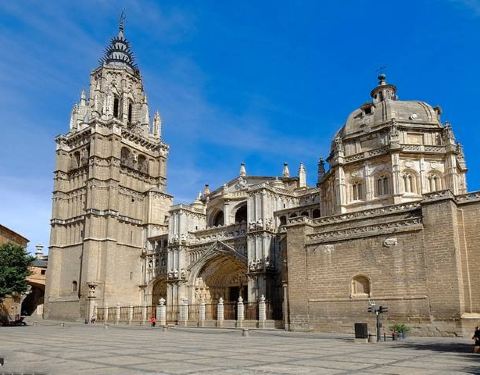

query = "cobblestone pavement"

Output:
[[0, 322, 478, 374]]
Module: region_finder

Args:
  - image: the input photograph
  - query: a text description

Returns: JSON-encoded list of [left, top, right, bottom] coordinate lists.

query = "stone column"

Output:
[[141, 305, 147, 325], [115, 303, 121, 325], [157, 298, 166, 326], [180, 298, 188, 327], [237, 296, 244, 328], [87, 282, 97, 324], [283, 283, 289, 331], [92, 303, 97, 321], [128, 305, 133, 325], [199, 299, 206, 327], [217, 297, 224, 328], [104, 304, 109, 324], [258, 295, 266, 329]]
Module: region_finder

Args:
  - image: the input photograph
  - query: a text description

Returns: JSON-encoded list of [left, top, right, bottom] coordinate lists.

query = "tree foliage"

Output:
[[0, 242, 35, 299]]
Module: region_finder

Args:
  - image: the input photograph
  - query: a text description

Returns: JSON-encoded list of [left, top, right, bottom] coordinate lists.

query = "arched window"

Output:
[[113, 95, 120, 119], [279, 216, 287, 225], [234, 204, 247, 223], [376, 175, 390, 196], [351, 180, 363, 201], [127, 101, 133, 124], [72, 281, 78, 293], [121, 147, 131, 167], [402, 172, 417, 194], [72, 151, 81, 169], [301, 211, 309, 217], [289, 213, 297, 218], [312, 209, 321, 218], [428, 173, 442, 192], [137, 154, 147, 173], [213, 211, 224, 227], [351, 275, 370, 297]]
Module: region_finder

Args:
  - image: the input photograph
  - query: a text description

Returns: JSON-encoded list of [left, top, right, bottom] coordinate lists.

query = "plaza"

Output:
[[0, 322, 478, 374]]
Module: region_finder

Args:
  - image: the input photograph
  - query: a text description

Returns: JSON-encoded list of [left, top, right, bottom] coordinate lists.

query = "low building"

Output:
[[23, 245, 48, 317], [0, 225, 29, 323], [0, 224, 28, 247]]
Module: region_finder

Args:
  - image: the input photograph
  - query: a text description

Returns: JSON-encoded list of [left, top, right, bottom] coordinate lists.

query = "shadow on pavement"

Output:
[[397, 341, 476, 354]]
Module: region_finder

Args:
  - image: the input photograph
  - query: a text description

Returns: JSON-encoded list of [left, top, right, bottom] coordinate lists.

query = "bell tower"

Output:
[[45, 15, 172, 320]]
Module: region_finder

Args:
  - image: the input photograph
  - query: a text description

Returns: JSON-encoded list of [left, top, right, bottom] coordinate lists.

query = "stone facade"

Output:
[[44, 20, 172, 320], [151, 170, 318, 310], [284, 76, 478, 336], [45, 20, 480, 336]]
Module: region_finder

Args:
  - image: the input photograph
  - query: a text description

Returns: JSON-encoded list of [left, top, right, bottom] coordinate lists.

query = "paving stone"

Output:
[[0, 324, 478, 374]]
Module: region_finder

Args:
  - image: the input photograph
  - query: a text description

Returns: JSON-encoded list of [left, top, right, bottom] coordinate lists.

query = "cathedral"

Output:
[[45, 20, 480, 336]]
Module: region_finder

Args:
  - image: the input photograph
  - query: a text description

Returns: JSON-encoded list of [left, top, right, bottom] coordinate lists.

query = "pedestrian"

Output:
[[90, 316, 96, 325], [473, 326, 480, 353], [149, 316, 156, 327]]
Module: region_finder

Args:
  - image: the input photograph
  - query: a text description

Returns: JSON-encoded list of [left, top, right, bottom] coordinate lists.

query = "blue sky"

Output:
[[1, 0, 479, 253]]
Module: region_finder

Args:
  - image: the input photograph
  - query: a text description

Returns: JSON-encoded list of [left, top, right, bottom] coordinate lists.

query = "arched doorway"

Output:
[[193, 254, 248, 304], [151, 278, 167, 306], [234, 203, 247, 223], [21, 284, 44, 316]]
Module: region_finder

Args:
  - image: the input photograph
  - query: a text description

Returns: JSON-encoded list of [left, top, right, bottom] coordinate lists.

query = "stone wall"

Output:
[[285, 193, 480, 336], [0, 225, 28, 247]]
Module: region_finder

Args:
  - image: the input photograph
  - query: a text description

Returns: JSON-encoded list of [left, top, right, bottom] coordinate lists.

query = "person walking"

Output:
[[472, 326, 480, 353], [149, 316, 156, 327]]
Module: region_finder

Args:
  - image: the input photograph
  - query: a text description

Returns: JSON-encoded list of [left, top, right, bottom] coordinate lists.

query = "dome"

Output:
[[340, 75, 441, 138]]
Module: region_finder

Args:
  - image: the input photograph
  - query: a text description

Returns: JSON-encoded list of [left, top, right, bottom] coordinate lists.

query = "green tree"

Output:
[[0, 242, 35, 300]]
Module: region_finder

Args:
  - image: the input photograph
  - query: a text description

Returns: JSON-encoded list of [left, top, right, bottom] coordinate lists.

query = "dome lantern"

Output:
[[370, 73, 397, 103]]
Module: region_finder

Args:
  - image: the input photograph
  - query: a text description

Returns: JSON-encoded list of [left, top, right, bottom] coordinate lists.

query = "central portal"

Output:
[[193, 254, 248, 304]]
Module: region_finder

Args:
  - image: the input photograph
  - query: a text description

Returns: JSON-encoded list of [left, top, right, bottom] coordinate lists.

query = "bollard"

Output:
[[242, 328, 249, 337], [60, 322, 65, 327], [162, 325, 168, 332]]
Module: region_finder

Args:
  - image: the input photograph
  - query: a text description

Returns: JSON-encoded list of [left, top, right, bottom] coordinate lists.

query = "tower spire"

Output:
[[98, 11, 139, 75], [119, 10, 126, 34]]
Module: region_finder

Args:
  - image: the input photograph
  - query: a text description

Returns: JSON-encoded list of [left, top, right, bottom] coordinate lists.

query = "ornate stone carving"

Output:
[[307, 217, 422, 244], [248, 257, 273, 272]]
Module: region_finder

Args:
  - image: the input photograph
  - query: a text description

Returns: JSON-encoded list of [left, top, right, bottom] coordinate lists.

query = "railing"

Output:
[[93, 297, 282, 326], [205, 303, 217, 320], [223, 302, 237, 320], [266, 302, 283, 320], [120, 306, 129, 321], [244, 303, 258, 320]]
